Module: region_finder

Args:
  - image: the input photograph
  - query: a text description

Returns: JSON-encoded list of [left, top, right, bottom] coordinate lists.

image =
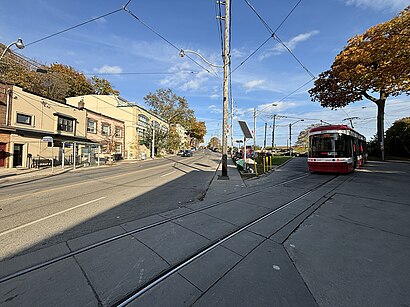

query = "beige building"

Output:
[[1, 83, 97, 168], [66, 95, 169, 159], [84, 107, 125, 159]]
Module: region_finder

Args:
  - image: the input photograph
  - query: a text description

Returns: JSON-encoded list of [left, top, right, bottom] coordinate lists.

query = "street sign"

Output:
[[238, 121, 253, 139], [42, 136, 53, 142]]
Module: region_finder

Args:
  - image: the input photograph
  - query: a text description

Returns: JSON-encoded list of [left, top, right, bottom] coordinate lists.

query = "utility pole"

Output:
[[289, 123, 292, 155], [230, 98, 234, 149], [263, 122, 267, 149], [271, 114, 276, 150], [253, 107, 256, 151], [219, 0, 230, 178]]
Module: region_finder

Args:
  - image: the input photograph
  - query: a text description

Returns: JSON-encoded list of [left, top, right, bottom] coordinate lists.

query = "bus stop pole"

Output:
[[98, 145, 100, 167], [51, 141, 54, 173], [73, 142, 76, 170], [62, 142, 65, 169]]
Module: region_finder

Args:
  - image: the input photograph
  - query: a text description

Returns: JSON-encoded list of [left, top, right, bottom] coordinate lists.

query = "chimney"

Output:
[[78, 98, 85, 110]]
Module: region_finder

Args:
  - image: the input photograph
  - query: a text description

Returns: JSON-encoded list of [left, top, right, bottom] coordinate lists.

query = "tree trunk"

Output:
[[376, 98, 386, 160]]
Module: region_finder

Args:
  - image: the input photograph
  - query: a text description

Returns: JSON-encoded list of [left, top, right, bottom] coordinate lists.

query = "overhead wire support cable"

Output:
[[23, 8, 124, 48], [231, 0, 303, 76], [230, 35, 272, 75], [122, 6, 220, 78], [273, 0, 302, 34], [242, 0, 315, 79], [273, 34, 315, 79]]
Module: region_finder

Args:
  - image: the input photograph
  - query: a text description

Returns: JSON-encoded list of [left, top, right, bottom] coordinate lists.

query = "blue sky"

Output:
[[1, 0, 409, 146]]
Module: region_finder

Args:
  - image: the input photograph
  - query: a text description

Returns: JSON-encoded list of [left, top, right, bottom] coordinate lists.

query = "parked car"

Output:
[[177, 150, 184, 155], [181, 150, 193, 157]]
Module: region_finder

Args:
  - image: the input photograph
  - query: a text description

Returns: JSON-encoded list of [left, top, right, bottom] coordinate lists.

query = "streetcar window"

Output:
[[309, 133, 352, 158]]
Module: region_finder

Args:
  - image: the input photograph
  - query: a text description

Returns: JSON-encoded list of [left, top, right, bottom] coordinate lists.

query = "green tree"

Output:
[[208, 136, 221, 149], [91, 76, 119, 95], [166, 126, 183, 152], [144, 88, 195, 126], [309, 6, 410, 159], [142, 126, 168, 155], [48, 64, 94, 98], [385, 117, 410, 158]]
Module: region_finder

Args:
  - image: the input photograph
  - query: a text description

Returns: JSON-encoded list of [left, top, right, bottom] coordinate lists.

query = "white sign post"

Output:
[[42, 136, 54, 173]]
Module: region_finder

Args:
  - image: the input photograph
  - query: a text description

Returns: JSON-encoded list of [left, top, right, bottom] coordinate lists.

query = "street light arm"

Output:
[[179, 49, 224, 68], [0, 38, 25, 61]]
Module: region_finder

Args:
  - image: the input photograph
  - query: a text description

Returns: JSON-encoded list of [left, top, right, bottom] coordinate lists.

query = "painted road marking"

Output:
[[160, 171, 177, 177], [0, 197, 106, 237]]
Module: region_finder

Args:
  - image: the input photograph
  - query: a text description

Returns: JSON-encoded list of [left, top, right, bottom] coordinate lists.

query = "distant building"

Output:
[[84, 107, 125, 159], [66, 95, 169, 159]]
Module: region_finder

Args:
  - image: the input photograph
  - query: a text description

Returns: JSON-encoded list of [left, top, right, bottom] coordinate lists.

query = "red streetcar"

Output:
[[307, 125, 366, 173]]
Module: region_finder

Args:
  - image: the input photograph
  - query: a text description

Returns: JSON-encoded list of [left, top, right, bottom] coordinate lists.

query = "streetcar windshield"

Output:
[[309, 133, 352, 158]]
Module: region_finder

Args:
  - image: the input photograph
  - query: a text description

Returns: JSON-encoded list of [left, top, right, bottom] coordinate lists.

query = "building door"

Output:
[[13, 144, 23, 167], [0, 143, 6, 167]]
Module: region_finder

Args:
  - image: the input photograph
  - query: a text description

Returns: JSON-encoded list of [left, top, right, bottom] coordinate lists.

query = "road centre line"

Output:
[[160, 171, 177, 177], [0, 197, 106, 237], [0, 161, 178, 202]]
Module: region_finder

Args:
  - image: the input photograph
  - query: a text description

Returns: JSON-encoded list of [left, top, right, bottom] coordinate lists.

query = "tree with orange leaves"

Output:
[[309, 6, 409, 159]]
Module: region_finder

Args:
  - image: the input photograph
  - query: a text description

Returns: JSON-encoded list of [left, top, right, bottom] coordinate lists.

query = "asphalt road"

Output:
[[0, 149, 221, 260]]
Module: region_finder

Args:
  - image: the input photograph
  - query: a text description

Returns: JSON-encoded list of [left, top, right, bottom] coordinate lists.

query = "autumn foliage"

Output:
[[309, 6, 409, 158]]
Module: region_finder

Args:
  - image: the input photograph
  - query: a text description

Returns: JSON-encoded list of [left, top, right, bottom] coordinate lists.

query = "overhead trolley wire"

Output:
[[241, 0, 315, 79], [230, 0, 303, 75], [122, 5, 220, 78], [24, 8, 124, 48]]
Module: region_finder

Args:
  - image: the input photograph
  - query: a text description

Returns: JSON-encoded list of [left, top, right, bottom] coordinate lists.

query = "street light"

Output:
[[320, 120, 331, 125], [179, 49, 223, 68], [289, 119, 304, 156], [0, 38, 25, 61]]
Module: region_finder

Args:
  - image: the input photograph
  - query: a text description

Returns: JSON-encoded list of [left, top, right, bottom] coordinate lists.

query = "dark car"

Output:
[[181, 150, 193, 157]]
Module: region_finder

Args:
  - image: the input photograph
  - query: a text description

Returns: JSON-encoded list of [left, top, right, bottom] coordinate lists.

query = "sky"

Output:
[[1, 0, 409, 147]]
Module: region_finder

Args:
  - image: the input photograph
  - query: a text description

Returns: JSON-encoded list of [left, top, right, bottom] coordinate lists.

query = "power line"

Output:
[[273, 0, 302, 34], [83, 71, 198, 76], [242, 0, 315, 79], [122, 6, 220, 78], [24, 8, 124, 48], [230, 35, 272, 74], [274, 34, 315, 78]]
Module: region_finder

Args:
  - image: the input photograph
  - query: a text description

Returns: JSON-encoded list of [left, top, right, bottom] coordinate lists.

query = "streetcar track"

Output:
[[114, 174, 340, 306], [0, 173, 311, 284]]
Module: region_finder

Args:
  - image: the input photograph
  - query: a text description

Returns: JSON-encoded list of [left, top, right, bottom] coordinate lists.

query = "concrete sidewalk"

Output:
[[0, 159, 409, 306]]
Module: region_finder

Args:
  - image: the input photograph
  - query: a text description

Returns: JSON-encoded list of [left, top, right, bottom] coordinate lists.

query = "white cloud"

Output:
[[231, 48, 245, 58], [345, 0, 408, 12], [243, 79, 265, 91], [160, 63, 212, 92], [94, 65, 123, 74], [208, 104, 222, 114], [260, 30, 320, 60], [94, 17, 107, 24]]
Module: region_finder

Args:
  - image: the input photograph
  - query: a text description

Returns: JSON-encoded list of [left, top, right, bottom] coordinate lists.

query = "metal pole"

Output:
[[220, 0, 230, 178], [73, 142, 76, 170], [253, 108, 256, 151], [151, 122, 155, 158], [271, 115, 276, 150], [263, 122, 267, 149], [230, 98, 234, 149], [98, 145, 101, 166], [51, 141, 54, 173], [289, 124, 292, 156], [62, 142, 65, 169]]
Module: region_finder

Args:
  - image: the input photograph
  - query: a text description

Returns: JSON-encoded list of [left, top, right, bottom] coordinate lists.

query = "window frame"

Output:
[[57, 116, 74, 133], [16, 113, 33, 126], [101, 123, 111, 136], [115, 126, 122, 138], [87, 119, 97, 134]]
